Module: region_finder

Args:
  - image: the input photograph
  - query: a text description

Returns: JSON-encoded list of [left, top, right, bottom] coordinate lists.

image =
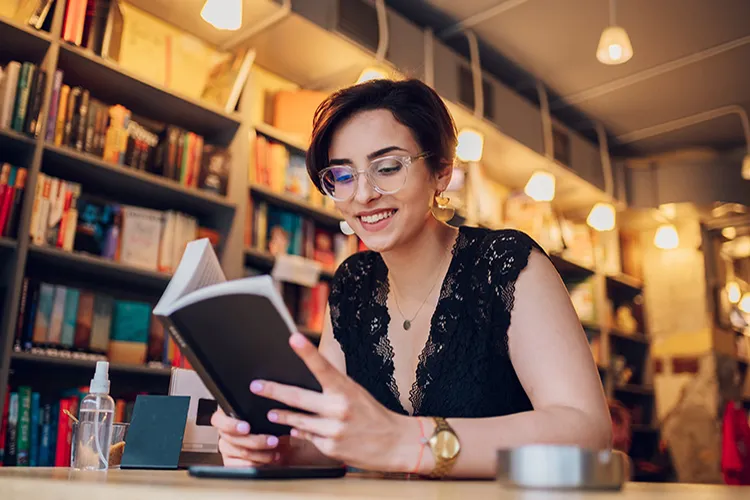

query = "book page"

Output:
[[154, 238, 225, 316]]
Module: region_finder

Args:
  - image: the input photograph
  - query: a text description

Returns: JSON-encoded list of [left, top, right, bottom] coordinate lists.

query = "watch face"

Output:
[[433, 430, 460, 459]]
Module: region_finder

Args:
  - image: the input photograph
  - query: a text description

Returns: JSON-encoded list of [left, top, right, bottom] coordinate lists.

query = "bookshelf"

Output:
[[26, 246, 171, 290], [244, 247, 336, 282], [0, 0, 245, 427], [254, 122, 308, 153], [249, 185, 342, 227]]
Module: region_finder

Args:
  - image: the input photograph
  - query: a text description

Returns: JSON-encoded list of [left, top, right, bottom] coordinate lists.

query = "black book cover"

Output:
[[4, 393, 17, 466], [75, 89, 90, 151], [63, 87, 81, 147], [5, 168, 27, 238], [84, 99, 99, 154], [23, 67, 45, 136]]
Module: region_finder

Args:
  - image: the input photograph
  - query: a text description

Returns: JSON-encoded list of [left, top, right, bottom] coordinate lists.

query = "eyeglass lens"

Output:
[[321, 157, 408, 200]]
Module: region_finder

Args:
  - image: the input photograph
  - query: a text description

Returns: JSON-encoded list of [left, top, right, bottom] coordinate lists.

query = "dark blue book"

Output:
[[29, 393, 40, 466], [39, 403, 51, 467]]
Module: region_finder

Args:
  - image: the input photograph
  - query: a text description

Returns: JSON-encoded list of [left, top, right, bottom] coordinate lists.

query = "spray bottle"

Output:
[[72, 361, 115, 470]]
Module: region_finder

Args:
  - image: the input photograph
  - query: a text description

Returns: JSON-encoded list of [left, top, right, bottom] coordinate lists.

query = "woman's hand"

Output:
[[249, 332, 418, 473], [211, 407, 289, 467]]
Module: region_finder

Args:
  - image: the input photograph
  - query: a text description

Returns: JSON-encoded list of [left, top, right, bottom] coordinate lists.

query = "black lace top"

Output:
[[329, 226, 545, 418]]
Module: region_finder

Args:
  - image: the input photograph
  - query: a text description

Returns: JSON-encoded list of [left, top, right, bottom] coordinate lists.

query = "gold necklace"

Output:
[[390, 250, 451, 330]]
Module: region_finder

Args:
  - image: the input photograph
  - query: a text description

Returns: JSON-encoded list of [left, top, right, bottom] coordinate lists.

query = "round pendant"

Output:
[[403, 320, 411, 330]]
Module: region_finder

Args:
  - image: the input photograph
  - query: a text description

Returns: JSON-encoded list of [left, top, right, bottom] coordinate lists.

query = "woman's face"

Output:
[[327, 109, 451, 253]]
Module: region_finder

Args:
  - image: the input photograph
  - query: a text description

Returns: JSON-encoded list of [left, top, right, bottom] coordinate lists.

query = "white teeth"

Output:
[[360, 210, 395, 224]]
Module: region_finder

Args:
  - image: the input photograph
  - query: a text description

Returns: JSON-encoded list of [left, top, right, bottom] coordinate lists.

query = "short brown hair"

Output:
[[306, 79, 457, 192]]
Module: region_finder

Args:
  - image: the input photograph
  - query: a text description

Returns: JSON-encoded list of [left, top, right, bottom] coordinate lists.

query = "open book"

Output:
[[153, 238, 321, 436]]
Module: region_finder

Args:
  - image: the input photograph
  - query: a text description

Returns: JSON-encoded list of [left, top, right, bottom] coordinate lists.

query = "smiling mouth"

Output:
[[358, 209, 397, 224]]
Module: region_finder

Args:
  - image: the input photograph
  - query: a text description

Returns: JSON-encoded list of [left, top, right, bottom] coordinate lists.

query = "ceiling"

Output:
[[387, 0, 750, 158]]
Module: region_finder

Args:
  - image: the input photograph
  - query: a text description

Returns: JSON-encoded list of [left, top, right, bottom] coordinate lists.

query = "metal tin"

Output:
[[496, 445, 630, 490]]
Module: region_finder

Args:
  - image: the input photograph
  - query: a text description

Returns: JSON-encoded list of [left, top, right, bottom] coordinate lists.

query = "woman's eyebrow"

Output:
[[329, 146, 409, 165]]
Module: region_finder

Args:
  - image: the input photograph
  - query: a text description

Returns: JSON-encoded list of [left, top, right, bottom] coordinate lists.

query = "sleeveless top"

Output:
[[328, 225, 545, 418]]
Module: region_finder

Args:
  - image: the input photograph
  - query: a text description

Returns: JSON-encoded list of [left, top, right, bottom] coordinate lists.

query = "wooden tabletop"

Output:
[[0, 467, 747, 499]]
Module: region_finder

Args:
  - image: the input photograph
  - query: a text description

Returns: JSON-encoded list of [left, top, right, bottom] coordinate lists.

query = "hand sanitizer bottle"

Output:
[[72, 361, 115, 470]]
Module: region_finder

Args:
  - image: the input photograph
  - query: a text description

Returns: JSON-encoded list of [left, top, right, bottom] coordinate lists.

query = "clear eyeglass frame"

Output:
[[318, 152, 430, 202]]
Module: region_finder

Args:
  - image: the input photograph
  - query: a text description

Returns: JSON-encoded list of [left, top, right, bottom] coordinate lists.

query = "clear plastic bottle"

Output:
[[72, 361, 115, 471]]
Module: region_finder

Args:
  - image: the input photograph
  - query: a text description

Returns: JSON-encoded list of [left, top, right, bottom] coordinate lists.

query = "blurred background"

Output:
[[1, 0, 749, 484]]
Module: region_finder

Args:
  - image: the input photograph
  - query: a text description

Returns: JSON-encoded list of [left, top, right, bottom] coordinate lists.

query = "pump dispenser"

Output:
[[72, 361, 115, 470]]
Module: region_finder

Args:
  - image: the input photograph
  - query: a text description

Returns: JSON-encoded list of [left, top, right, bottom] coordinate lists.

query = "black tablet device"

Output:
[[153, 239, 322, 436], [189, 465, 347, 480]]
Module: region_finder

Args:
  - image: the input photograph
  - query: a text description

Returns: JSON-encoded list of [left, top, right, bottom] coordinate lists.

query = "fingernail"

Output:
[[290, 333, 306, 348], [250, 381, 263, 393], [290, 429, 299, 438], [236, 421, 250, 434], [268, 411, 278, 422], [267, 436, 279, 447]]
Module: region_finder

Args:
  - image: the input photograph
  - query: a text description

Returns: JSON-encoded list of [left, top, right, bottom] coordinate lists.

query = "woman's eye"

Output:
[[374, 160, 403, 175]]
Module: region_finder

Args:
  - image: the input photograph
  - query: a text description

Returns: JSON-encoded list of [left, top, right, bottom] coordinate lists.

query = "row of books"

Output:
[[248, 200, 359, 273], [13, 276, 193, 370], [251, 134, 334, 212], [0, 165, 27, 238], [0, 61, 47, 137], [45, 73, 231, 196], [15, 279, 157, 365], [30, 172, 219, 273], [0, 385, 135, 468], [60, 0, 123, 60]]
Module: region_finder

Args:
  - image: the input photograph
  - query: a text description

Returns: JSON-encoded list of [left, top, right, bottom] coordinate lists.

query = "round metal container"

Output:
[[496, 445, 630, 490]]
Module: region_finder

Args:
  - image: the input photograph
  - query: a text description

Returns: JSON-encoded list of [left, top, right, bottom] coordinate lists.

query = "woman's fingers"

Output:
[[251, 380, 329, 415], [218, 436, 279, 465], [211, 408, 251, 435], [268, 409, 342, 438], [218, 431, 280, 451]]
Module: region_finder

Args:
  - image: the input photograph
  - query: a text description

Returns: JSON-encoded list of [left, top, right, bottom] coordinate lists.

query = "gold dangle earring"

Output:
[[432, 191, 455, 222]]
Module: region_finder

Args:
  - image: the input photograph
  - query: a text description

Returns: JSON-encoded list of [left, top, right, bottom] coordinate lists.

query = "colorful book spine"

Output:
[[16, 386, 31, 466], [46, 70, 64, 142], [4, 393, 18, 465], [29, 393, 40, 467], [61, 288, 80, 347], [11, 63, 33, 132]]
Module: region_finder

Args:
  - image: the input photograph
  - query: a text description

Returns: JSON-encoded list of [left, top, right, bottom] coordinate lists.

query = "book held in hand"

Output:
[[152, 239, 321, 436]]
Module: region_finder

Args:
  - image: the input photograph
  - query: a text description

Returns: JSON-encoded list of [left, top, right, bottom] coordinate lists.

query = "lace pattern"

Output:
[[329, 226, 542, 418]]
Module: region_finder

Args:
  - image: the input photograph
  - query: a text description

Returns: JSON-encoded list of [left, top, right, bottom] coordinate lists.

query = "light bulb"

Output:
[[586, 202, 616, 232], [596, 26, 633, 65], [201, 0, 242, 31], [357, 67, 387, 84], [456, 128, 484, 162], [740, 293, 750, 314], [742, 154, 750, 180], [727, 281, 742, 304], [654, 224, 679, 249], [723, 227, 737, 240], [524, 171, 555, 202]]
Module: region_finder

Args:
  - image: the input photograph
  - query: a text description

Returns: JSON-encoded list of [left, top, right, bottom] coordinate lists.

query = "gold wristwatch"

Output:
[[426, 417, 460, 478]]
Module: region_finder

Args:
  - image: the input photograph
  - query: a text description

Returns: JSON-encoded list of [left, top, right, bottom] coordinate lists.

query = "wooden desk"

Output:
[[0, 467, 747, 499]]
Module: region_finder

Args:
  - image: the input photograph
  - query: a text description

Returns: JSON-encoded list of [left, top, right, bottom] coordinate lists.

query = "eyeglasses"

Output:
[[318, 152, 429, 202]]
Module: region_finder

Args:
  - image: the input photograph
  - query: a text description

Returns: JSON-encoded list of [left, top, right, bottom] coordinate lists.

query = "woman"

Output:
[[212, 78, 612, 479]]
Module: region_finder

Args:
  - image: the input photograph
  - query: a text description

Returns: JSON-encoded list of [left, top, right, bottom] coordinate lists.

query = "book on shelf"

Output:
[[60, 0, 123, 60], [0, 163, 27, 237], [27, 172, 219, 273], [0, 61, 47, 137], [0, 382, 142, 468], [13, 275, 192, 371], [8, 0, 55, 31], [45, 75, 230, 196], [248, 201, 357, 274]]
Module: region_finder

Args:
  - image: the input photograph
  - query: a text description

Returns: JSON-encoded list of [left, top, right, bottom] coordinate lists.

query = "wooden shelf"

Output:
[[0, 238, 17, 250], [11, 351, 171, 377], [27, 245, 171, 290], [249, 185, 342, 226], [254, 122, 308, 152], [0, 16, 51, 62], [0, 127, 36, 152], [244, 247, 335, 281], [606, 273, 643, 292], [55, 43, 241, 140], [614, 384, 655, 396], [549, 253, 595, 277], [43, 144, 235, 218]]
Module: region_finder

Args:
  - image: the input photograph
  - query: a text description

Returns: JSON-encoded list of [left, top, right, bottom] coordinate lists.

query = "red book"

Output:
[[55, 399, 72, 467], [0, 164, 11, 229], [0, 167, 16, 236]]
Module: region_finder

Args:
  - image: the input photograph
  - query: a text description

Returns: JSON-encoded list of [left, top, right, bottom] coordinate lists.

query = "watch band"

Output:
[[427, 417, 460, 479]]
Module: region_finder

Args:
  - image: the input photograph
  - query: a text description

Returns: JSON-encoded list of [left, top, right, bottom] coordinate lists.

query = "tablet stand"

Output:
[[120, 395, 190, 470]]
